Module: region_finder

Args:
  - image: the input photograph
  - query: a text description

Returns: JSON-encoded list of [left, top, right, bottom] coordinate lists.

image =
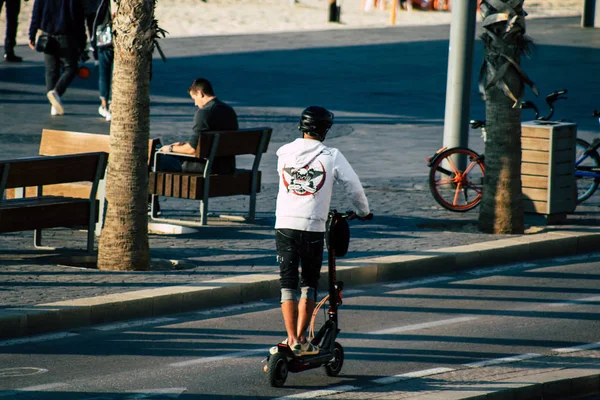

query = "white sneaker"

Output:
[[47, 90, 64, 115], [50, 106, 58, 116], [98, 105, 108, 118], [105, 110, 112, 122]]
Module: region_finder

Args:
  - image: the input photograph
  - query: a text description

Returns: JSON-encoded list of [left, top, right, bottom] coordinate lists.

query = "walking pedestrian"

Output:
[[1, 0, 23, 62], [28, 0, 86, 115], [92, 0, 115, 121]]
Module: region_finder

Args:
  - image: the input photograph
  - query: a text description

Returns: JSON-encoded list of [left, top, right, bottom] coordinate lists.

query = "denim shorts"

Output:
[[276, 229, 325, 291]]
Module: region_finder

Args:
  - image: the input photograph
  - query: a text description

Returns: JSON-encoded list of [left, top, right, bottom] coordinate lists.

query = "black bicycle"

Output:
[[574, 110, 600, 203]]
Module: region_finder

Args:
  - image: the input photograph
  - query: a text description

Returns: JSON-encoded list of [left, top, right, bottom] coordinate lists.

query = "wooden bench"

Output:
[[148, 127, 273, 226], [7, 129, 161, 234], [0, 152, 108, 253]]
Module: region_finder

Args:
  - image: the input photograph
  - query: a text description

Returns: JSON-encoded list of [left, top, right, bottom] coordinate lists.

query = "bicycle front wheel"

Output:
[[428, 147, 485, 212], [575, 138, 600, 203]]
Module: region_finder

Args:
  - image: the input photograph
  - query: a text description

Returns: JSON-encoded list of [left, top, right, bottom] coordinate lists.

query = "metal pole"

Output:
[[442, 0, 478, 151], [328, 0, 340, 22], [582, 0, 597, 28]]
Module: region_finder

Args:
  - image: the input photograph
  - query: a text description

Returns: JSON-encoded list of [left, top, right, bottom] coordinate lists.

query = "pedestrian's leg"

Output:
[[98, 47, 110, 118], [44, 53, 60, 93], [54, 52, 78, 97], [3, 0, 22, 61]]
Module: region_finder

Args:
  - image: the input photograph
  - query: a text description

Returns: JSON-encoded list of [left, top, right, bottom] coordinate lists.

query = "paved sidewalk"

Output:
[[1, 16, 599, 399]]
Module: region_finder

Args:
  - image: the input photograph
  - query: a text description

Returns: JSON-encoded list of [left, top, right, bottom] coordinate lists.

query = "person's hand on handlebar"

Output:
[[355, 212, 373, 221]]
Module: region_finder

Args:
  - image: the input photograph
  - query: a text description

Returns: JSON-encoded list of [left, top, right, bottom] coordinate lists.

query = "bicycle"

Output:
[[426, 90, 568, 212], [574, 110, 600, 203]]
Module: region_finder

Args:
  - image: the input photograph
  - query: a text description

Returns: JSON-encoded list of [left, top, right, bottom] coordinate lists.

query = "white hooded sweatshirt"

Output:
[[275, 138, 370, 232]]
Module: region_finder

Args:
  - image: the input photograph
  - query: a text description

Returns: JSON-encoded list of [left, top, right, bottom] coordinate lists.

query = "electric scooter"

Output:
[[263, 210, 373, 387]]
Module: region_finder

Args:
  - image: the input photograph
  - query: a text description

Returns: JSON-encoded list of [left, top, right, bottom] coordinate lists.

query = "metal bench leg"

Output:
[[248, 191, 256, 222], [87, 227, 95, 253], [150, 194, 159, 218], [34, 229, 56, 251], [95, 178, 107, 236], [200, 199, 208, 225]]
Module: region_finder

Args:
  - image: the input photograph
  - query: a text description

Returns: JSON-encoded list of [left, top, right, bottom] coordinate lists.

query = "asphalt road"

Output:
[[0, 252, 599, 399]]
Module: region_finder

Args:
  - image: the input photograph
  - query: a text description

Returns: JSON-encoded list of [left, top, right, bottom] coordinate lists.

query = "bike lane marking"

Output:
[[93, 317, 178, 331], [464, 353, 542, 368], [0, 332, 78, 348]]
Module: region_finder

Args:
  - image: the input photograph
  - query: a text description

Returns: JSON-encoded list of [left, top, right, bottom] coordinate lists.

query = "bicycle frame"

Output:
[[575, 140, 600, 177]]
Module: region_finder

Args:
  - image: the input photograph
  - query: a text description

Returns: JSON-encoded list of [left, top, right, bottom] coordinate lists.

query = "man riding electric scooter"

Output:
[[268, 106, 371, 384]]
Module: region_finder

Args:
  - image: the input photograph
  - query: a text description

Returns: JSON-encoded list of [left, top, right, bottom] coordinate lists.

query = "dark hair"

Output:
[[188, 78, 215, 96]]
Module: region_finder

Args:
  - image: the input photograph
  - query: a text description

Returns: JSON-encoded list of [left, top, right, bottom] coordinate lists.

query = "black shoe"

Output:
[[4, 53, 23, 62]]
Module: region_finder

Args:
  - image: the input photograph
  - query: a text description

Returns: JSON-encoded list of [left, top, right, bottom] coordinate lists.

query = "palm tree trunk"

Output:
[[477, 0, 535, 234], [98, 0, 156, 271], [479, 82, 523, 233]]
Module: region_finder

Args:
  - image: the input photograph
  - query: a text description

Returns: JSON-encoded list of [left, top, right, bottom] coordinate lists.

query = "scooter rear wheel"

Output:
[[266, 353, 288, 387], [323, 342, 344, 377]]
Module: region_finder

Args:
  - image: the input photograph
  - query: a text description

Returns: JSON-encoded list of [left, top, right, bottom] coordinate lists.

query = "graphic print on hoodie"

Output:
[[275, 138, 370, 232], [282, 155, 326, 196]]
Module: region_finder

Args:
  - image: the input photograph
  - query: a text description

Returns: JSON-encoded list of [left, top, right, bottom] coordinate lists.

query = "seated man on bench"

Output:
[[157, 77, 239, 174]]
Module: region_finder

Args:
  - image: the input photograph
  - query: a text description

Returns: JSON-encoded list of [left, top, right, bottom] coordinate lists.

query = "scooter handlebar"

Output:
[[345, 211, 373, 221]]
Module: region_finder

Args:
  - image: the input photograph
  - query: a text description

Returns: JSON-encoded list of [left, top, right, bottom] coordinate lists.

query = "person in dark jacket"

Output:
[[158, 78, 239, 174], [1, 0, 23, 62], [28, 0, 86, 116]]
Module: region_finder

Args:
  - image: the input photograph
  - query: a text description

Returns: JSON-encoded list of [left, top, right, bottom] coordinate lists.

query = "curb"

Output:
[[357, 352, 600, 400], [1, 230, 599, 340]]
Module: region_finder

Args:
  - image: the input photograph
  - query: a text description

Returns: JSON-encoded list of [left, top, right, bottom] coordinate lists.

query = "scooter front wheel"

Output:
[[266, 353, 288, 387], [323, 342, 344, 377]]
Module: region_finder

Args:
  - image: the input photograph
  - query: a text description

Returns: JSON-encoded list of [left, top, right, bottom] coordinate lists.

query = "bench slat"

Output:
[[196, 128, 272, 158], [149, 170, 260, 199], [0, 198, 94, 233], [0, 153, 107, 189]]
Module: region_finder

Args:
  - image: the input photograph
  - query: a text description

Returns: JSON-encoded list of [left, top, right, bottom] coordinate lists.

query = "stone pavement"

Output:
[[1, 16, 600, 399]]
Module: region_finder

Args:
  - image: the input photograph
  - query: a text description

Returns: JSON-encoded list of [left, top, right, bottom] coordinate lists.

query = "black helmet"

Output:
[[298, 106, 334, 141]]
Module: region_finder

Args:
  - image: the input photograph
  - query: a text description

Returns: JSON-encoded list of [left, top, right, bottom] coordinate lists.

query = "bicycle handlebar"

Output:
[[546, 89, 568, 105]]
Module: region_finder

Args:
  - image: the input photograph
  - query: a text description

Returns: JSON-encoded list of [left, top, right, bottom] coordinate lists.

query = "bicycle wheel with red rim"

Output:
[[428, 147, 485, 212]]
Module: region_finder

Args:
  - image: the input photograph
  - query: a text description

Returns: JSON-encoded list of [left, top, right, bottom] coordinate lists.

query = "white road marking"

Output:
[[93, 317, 177, 331], [124, 387, 187, 399], [0, 332, 78, 347], [384, 276, 452, 289], [465, 353, 541, 368], [273, 385, 358, 399], [341, 289, 365, 296], [0, 367, 48, 378], [19, 382, 68, 391], [553, 342, 600, 353], [195, 302, 271, 316], [547, 295, 600, 308], [370, 316, 478, 335], [552, 253, 598, 264], [0, 382, 69, 397], [371, 367, 455, 385], [467, 263, 537, 276], [169, 348, 266, 367]]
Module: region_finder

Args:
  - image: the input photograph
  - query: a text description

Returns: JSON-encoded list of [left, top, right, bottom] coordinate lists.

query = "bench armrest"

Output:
[[152, 150, 203, 172], [155, 150, 200, 160]]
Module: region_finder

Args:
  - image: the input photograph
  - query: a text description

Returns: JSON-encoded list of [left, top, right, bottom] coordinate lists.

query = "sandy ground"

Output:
[[1, 0, 583, 46]]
